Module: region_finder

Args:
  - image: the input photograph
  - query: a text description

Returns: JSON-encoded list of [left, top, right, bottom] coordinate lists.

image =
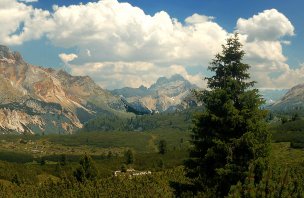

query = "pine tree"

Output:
[[60, 154, 67, 166], [124, 149, 134, 164], [11, 174, 22, 186], [74, 154, 98, 183], [158, 140, 167, 155], [185, 33, 271, 196]]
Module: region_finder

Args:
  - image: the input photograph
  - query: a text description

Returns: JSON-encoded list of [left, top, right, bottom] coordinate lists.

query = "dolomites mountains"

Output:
[[0, 46, 199, 134], [111, 74, 199, 114], [0, 45, 126, 135]]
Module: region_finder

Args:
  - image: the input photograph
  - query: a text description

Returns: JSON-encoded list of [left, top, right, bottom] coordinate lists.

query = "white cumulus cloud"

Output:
[[237, 9, 294, 42], [0, 0, 53, 45], [0, 1, 302, 89], [46, 0, 227, 88], [234, 9, 297, 89], [185, 13, 215, 24], [47, 0, 227, 67], [59, 53, 78, 64], [68, 61, 205, 89], [18, 0, 38, 3]]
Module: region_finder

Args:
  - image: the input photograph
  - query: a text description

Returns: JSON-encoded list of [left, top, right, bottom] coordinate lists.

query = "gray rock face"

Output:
[[111, 74, 199, 114]]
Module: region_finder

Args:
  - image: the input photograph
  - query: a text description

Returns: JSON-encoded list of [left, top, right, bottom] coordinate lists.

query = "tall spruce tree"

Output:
[[74, 154, 98, 183], [185, 33, 271, 196]]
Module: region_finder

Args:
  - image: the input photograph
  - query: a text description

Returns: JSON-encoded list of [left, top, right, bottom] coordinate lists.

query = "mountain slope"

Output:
[[259, 89, 289, 105], [270, 84, 304, 112], [0, 45, 128, 134], [111, 74, 199, 113]]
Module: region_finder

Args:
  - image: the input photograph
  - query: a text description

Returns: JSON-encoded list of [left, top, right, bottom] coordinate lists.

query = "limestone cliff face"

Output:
[[0, 45, 127, 134], [112, 74, 199, 114]]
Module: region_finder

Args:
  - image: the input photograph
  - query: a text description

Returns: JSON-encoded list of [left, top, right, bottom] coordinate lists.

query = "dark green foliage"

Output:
[[11, 174, 22, 186], [121, 163, 127, 172], [0, 166, 189, 198], [0, 150, 34, 163], [228, 165, 304, 197], [107, 151, 113, 159], [124, 149, 134, 164], [158, 140, 167, 155], [271, 118, 304, 148], [275, 119, 304, 133], [157, 159, 164, 169], [74, 154, 98, 183], [40, 157, 46, 166], [60, 154, 67, 166], [292, 113, 300, 121], [290, 141, 304, 149], [266, 112, 274, 122], [185, 34, 271, 196], [81, 107, 199, 132], [281, 117, 289, 124]]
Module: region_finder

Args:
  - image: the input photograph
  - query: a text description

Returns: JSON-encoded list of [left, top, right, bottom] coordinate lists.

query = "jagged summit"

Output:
[[0, 45, 11, 57], [111, 74, 199, 113], [0, 45, 24, 64], [153, 74, 187, 86]]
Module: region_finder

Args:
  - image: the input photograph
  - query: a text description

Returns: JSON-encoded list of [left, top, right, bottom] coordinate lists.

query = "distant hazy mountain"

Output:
[[269, 84, 304, 112], [0, 45, 128, 134], [111, 74, 199, 114], [259, 89, 289, 105]]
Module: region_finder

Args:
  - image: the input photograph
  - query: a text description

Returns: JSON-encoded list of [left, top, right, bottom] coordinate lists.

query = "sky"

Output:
[[1, 0, 304, 90]]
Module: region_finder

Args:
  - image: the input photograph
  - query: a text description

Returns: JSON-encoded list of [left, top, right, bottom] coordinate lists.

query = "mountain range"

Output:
[[111, 74, 199, 114], [0, 45, 199, 134], [1, 45, 303, 135]]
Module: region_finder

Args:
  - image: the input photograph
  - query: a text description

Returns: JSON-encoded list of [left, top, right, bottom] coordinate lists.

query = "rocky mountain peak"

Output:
[[154, 74, 186, 86], [0, 45, 10, 57], [111, 74, 198, 114], [139, 85, 148, 90], [0, 45, 24, 63], [170, 74, 186, 81]]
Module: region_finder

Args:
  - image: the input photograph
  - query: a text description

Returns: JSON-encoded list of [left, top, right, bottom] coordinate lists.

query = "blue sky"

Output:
[[2, 0, 304, 89]]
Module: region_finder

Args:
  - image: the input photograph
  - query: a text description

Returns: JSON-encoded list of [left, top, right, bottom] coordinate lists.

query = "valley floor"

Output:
[[1, 127, 304, 197]]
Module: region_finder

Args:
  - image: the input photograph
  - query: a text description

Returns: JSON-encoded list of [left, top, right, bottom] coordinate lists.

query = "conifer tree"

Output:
[[74, 154, 98, 183], [124, 149, 134, 164], [185, 33, 271, 196], [158, 140, 167, 155]]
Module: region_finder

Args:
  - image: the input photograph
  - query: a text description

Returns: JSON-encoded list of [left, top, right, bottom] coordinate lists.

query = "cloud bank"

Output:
[[0, 0, 301, 89]]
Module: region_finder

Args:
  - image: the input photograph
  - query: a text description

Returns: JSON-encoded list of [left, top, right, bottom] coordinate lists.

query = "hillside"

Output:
[[270, 83, 304, 113]]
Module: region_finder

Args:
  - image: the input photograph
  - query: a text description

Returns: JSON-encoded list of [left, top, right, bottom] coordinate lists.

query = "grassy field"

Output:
[[0, 129, 191, 182], [0, 130, 192, 198]]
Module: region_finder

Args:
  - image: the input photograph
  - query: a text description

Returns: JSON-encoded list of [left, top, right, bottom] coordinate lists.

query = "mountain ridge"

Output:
[[269, 83, 304, 112]]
